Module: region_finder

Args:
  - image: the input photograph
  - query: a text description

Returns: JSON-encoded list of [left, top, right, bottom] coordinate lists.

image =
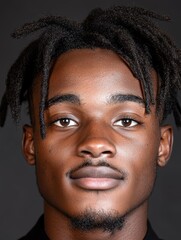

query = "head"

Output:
[[0, 6, 181, 234]]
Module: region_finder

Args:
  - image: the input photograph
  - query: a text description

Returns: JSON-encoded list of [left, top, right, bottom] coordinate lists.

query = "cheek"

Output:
[[34, 140, 65, 194], [116, 130, 160, 200], [33, 136, 77, 207]]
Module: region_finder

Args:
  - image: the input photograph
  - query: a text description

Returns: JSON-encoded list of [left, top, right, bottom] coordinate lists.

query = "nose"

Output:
[[77, 124, 116, 158]]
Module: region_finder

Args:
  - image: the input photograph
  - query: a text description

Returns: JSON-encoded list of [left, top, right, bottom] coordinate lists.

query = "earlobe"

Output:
[[22, 124, 35, 165], [157, 125, 173, 167]]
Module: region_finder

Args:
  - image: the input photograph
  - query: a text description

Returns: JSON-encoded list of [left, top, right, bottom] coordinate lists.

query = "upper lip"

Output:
[[69, 166, 124, 180]]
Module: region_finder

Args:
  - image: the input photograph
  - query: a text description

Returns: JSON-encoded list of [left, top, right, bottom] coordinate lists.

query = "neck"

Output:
[[44, 202, 148, 240]]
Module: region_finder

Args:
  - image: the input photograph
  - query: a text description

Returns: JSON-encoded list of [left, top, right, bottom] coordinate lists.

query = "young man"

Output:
[[0, 6, 181, 240]]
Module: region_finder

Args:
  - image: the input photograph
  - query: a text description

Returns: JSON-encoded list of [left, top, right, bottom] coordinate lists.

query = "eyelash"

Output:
[[113, 116, 141, 128], [50, 116, 141, 129], [52, 117, 78, 128]]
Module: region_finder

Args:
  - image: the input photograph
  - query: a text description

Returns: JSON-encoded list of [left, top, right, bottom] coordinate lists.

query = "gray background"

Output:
[[0, 0, 180, 239]]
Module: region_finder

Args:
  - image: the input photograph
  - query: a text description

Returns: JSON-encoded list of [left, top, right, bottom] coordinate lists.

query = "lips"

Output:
[[69, 166, 124, 190]]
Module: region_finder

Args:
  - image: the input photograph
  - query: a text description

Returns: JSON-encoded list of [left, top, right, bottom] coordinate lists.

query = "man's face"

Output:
[[23, 48, 172, 227]]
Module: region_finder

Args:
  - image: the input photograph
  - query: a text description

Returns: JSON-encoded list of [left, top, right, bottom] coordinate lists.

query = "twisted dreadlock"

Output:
[[1, 6, 181, 138]]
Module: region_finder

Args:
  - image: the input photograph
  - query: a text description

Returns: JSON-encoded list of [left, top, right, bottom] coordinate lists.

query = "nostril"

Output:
[[102, 151, 112, 154], [80, 150, 92, 156], [79, 149, 114, 158]]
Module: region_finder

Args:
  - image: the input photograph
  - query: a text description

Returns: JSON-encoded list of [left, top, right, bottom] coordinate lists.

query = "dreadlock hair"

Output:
[[0, 6, 181, 138]]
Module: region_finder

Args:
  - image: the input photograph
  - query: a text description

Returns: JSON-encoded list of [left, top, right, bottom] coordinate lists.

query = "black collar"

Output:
[[144, 221, 162, 240]]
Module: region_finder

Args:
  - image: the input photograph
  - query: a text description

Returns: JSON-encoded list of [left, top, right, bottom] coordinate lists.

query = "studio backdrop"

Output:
[[0, 0, 180, 239]]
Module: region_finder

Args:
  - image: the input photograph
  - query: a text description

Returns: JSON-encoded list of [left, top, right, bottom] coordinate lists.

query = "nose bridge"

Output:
[[77, 120, 116, 158], [87, 119, 107, 136]]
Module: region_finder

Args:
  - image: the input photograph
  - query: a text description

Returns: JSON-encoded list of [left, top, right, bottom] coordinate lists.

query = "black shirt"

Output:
[[18, 215, 162, 240]]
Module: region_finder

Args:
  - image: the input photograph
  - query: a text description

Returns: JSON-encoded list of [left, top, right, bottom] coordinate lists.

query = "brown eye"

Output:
[[114, 118, 138, 128], [54, 118, 77, 128]]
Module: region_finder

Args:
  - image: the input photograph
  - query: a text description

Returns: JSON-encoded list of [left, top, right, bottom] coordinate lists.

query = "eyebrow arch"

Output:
[[46, 94, 81, 108], [107, 93, 145, 106]]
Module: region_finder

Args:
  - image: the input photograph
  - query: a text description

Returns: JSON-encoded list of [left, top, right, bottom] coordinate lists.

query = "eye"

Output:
[[53, 118, 78, 128], [113, 118, 139, 128]]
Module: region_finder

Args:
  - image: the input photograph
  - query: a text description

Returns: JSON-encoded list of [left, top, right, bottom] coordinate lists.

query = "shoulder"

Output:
[[144, 221, 163, 240], [18, 215, 48, 240]]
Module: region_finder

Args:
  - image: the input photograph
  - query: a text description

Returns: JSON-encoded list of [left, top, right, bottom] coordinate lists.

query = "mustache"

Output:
[[66, 159, 127, 178]]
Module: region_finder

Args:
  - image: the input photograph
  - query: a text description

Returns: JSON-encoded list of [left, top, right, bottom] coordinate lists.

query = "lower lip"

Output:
[[71, 178, 122, 190]]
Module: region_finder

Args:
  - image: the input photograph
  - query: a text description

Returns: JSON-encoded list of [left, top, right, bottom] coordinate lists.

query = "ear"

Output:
[[22, 124, 36, 165], [157, 125, 173, 167]]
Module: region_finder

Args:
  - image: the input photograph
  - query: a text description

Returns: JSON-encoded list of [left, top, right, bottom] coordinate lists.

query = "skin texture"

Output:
[[23, 48, 173, 240]]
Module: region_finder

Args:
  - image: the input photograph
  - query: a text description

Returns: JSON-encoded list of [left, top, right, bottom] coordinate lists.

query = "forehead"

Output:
[[48, 48, 144, 99], [33, 48, 157, 105]]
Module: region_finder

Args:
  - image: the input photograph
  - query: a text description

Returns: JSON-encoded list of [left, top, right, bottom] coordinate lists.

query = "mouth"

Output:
[[69, 166, 125, 190]]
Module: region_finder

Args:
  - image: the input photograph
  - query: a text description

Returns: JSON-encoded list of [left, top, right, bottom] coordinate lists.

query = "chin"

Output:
[[66, 207, 126, 233]]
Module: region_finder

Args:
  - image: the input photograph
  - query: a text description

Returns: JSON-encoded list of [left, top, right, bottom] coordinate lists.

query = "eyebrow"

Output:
[[46, 94, 80, 108], [107, 93, 145, 106], [45, 93, 145, 109]]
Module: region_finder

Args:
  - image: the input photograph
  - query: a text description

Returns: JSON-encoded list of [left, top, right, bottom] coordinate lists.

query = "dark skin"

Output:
[[23, 48, 173, 240]]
